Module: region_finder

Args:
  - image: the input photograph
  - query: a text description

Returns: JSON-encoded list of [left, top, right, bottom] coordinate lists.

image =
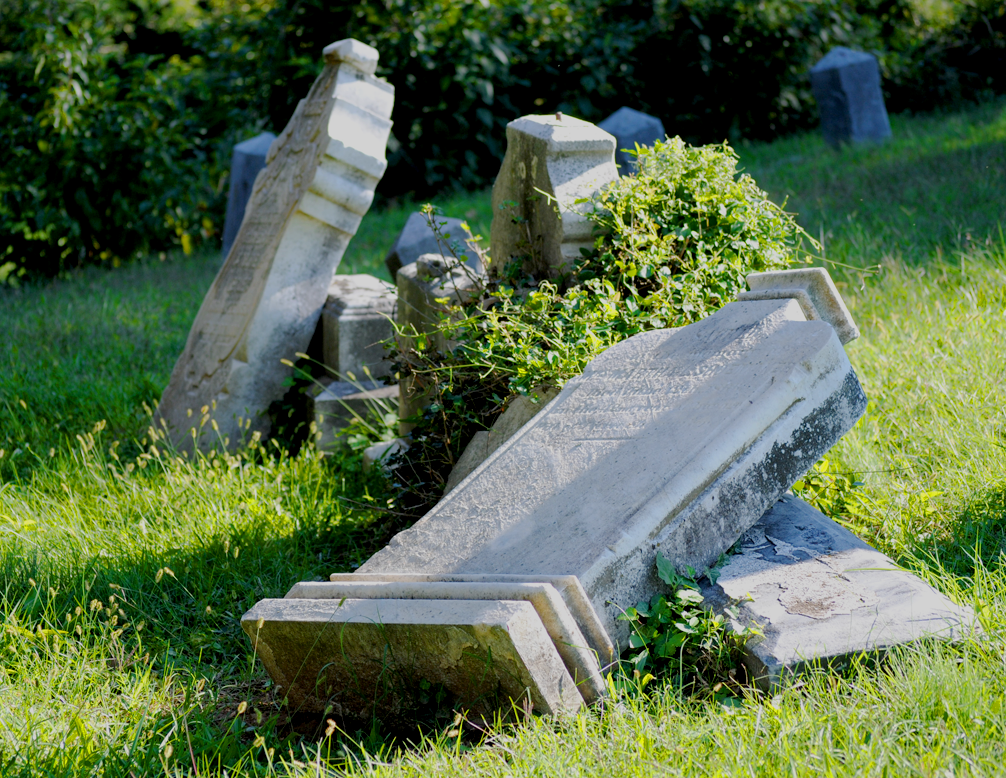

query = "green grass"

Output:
[[1, 100, 1006, 775]]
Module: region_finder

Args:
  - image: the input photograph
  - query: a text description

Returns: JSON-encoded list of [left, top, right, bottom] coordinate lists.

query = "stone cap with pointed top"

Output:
[[323, 39, 379, 74], [737, 267, 860, 345]]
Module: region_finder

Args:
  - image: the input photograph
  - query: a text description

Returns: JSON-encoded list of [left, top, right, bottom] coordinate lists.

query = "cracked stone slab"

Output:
[[157, 39, 394, 452], [701, 494, 978, 687], [360, 294, 867, 648], [241, 597, 583, 720]]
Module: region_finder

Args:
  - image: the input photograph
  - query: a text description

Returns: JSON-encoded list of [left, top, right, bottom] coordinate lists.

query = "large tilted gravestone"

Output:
[[157, 40, 394, 451], [221, 132, 277, 257], [810, 47, 892, 147], [597, 107, 665, 174], [490, 114, 618, 281], [385, 211, 480, 279], [243, 268, 876, 718]]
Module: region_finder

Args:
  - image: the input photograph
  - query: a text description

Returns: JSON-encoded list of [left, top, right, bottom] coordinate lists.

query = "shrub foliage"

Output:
[[386, 138, 813, 519]]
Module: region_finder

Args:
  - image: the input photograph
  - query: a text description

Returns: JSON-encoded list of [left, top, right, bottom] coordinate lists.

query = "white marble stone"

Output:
[[490, 115, 618, 280], [361, 294, 867, 648], [157, 39, 394, 452], [321, 274, 396, 379], [241, 597, 583, 718], [700, 494, 977, 687]]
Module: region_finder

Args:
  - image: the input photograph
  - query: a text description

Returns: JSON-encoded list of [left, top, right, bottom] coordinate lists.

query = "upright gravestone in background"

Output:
[[157, 39, 394, 451], [384, 211, 480, 279], [810, 47, 892, 147], [490, 114, 618, 281], [221, 132, 277, 257], [597, 107, 665, 174]]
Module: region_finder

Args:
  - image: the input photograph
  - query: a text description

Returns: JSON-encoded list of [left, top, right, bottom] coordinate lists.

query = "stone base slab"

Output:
[[701, 494, 978, 688], [241, 597, 583, 720]]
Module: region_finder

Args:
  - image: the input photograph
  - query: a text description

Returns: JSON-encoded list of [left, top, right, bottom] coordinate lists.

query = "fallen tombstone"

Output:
[[700, 493, 976, 687], [243, 267, 874, 717], [810, 47, 892, 147], [385, 211, 480, 279], [221, 131, 277, 257], [157, 39, 394, 452], [490, 114, 618, 281], [597, 107, 665, 174], [320, 274, 396, 380]]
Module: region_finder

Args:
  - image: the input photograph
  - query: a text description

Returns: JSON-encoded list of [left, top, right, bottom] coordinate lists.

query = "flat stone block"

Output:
[[362, 293, 868, 648], [241, 597, 583, 720], [597, 107, 665, 174], [321, 274, 396, 379], [810, 47, 891, 147], [222, 132, 277, 258], [385, 212, 480, 279], [701, 494, 977, 688], [285, 580, 606, 702], [312, 380, 398, 450]]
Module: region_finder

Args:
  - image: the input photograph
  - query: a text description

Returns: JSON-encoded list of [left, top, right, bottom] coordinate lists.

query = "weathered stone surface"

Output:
[[490, 115, 617, 280], [396, 254, 483, 432], [321, 274, 396, 379], [157, 39, 394, 451], [385, 211, 479, 279], [810, 47, 891, 147], [701, 494, 977, 687], [241, 597, 583, 718], [327, 572, 615, 667], [738, 267, 860, 345], [597, 107, 665, 174], [444, 385, 560, 495], [362, 437, 409, 472], [361, 294, 868, 647], [285, 580, 606, 702], [222, 132, 277, 257], [312, 379, 397, 450]]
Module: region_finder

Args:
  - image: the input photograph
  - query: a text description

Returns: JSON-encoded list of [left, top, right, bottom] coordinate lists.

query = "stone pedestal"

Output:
[[221, 132, 277, 257], [157, 39, 394, 452], [321, 274, 396, 380], [597, 107, 665, 174], [489, 115, 618, 280], [810, 47, 891, 147]]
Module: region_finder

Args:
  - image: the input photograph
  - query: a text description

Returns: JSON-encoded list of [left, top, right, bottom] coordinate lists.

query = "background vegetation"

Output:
[[0, 98, 1003, 775], [2, 0, 1004, 279]]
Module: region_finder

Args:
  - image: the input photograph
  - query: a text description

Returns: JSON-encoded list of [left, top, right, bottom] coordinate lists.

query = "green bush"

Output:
[[387, 138, 813, 519], [0, 0, 259, 279]]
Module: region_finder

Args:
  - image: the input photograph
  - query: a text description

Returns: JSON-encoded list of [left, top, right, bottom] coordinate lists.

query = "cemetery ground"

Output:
[[1, 99, 1005, 776]]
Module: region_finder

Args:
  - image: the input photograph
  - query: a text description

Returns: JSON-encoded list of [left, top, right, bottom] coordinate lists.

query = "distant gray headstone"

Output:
[[810, 47, 891, 147], [384, 212, 479, 279], [221, 131, 276, 257], [597, 107, 665, 174]]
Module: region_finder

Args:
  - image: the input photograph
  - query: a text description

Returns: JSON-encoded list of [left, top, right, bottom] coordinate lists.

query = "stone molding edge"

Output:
[[286, 580, 606, 704], [738, 267, 860, 345]]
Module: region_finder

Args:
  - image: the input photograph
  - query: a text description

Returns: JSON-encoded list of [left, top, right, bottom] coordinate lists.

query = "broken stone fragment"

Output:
[[701, 494, 977, 687], [321, 274, 396, 380]]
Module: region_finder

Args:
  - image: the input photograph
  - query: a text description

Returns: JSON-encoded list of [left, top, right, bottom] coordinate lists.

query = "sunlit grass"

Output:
[[0, 102, 1004, 775]]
